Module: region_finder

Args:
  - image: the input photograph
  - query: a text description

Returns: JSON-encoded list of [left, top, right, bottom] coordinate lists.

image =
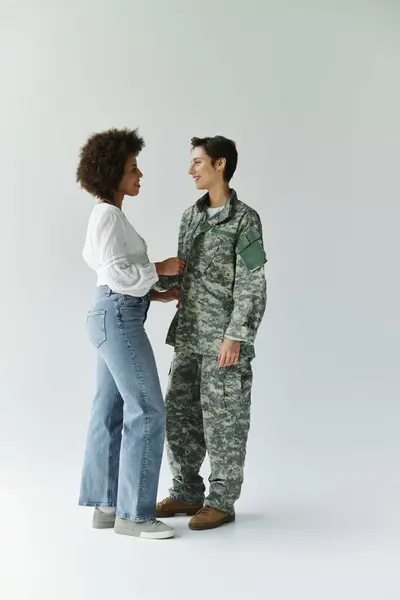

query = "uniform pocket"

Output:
[[222, 362, 253, 409], [201, 232, 236, 281], [222, 367, 243, 408], [198, 242, 221, 273], [86, 310, 107, 348]]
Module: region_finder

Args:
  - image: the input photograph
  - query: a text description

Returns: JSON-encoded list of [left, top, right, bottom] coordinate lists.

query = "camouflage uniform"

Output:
[[158, 189, 266, 514]]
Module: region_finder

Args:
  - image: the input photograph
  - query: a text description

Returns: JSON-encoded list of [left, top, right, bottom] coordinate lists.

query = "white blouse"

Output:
[[83, 203, 158, 297]]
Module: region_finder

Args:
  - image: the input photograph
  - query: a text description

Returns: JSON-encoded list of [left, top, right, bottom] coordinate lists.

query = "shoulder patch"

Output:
[[237, 228, 267, 271]]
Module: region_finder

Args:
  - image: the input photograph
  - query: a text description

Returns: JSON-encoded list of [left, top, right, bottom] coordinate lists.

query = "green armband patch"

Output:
[[237, 228, 267, 271]]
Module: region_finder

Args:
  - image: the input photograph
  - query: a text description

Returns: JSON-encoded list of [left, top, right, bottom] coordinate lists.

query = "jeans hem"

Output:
[[79, 501, 116, 508], [116, 511, 155, 523]]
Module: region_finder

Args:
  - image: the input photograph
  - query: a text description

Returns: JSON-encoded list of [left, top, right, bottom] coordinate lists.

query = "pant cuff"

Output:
[[170, 491, 204, 504]]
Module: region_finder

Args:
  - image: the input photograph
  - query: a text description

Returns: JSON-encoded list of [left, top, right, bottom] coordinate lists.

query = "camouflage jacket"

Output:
[[157, 189, 267, 359]]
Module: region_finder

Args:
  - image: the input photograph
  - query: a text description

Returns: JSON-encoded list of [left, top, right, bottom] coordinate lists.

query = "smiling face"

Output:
[[118, 154, 143, 197], [188, 146, 226, 191]]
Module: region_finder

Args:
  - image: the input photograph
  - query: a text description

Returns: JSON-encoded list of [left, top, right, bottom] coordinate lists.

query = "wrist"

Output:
[[223, 337, 241, 348], [154, 262, 164, 276]]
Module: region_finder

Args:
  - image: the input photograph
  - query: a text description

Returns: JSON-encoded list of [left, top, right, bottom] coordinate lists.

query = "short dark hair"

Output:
[[191, 135, 238, 182], [76, 128, 145, 202]]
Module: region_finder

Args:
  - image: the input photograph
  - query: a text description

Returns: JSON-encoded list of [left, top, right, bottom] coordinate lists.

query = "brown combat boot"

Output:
[[188, 507, 235, 530], [156, 497, 204, 518]]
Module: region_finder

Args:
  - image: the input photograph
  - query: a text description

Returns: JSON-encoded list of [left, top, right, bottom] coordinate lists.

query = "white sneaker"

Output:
[[92, 508, 116, 529], [114, 516, 175, 539]]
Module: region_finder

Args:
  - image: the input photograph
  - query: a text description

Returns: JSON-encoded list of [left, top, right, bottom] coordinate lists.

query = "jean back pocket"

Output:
[[86, 310, 107, 348]]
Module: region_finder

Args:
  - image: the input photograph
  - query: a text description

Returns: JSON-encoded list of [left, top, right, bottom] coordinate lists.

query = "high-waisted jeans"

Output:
[[79, 286, 165, 521]]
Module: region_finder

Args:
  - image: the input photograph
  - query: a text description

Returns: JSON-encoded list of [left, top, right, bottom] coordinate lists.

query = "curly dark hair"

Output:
[[191, 135, 238, 182], [76, 128, 145, 202]]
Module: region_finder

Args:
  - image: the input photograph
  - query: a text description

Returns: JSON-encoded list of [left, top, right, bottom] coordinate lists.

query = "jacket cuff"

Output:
[[225, 335, 246, 342], [224, 324, 255, 345]]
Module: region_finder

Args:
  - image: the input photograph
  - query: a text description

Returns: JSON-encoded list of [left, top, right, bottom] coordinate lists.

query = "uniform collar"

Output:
[[195, 188, 237, 224]]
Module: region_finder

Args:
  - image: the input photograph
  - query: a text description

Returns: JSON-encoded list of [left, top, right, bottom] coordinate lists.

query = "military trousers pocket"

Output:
[[222, 363, 253, 409], [221, 367, 242, 408]]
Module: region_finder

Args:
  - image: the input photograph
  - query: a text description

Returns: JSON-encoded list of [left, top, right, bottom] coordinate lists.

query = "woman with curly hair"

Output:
[[77, 128, 183, 540]]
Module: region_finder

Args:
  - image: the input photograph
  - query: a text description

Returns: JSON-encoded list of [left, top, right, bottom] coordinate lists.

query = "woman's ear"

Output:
[[216, 157, 226, 172]]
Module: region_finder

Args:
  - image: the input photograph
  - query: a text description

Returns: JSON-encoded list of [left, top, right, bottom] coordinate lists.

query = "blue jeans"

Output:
[[79, 286, 165, 522]]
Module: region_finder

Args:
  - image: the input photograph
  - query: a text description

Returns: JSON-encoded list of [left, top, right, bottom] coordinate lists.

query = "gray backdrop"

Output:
[[1, 1, 399, 598]]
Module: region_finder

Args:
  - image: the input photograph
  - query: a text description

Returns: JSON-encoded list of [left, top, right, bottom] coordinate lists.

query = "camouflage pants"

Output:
[[165, 350, 253, 514]]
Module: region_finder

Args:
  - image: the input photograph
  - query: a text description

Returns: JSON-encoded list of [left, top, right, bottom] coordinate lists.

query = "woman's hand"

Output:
[[155, 257, 186, 276], [218, 338, 241, 368], [150, 288, 180, 303], [160, 288, 180, 303]]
